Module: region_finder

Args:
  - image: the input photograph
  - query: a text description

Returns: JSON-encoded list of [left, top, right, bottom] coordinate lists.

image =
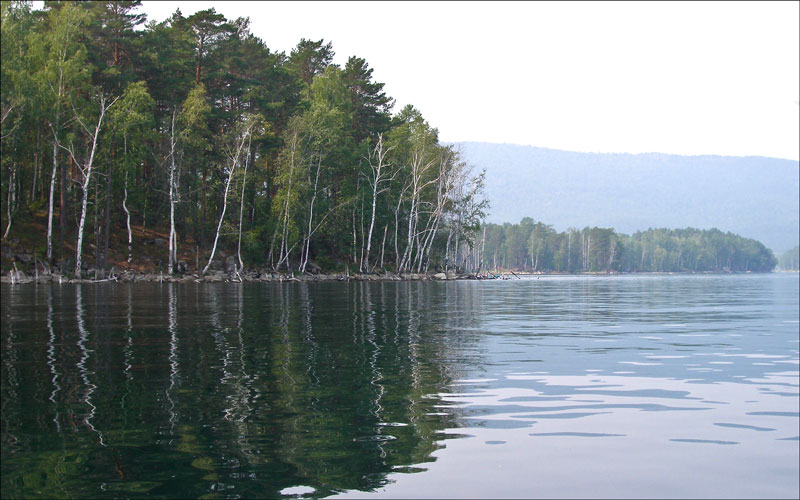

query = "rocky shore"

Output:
[[1, 266, 470, 285]]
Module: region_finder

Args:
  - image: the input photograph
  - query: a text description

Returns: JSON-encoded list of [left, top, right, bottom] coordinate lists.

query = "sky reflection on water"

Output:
[[334, 274, 799, 499]]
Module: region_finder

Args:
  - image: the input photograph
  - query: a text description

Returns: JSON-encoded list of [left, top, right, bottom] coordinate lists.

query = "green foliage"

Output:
[[1, 3, 487, 274], [178, 83, 211, 150], [482, 222, 777, 273], [288, 38, 334, 86]]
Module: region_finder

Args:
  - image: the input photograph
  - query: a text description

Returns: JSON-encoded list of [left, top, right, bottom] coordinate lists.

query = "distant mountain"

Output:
[[455, 142, 800, 254]]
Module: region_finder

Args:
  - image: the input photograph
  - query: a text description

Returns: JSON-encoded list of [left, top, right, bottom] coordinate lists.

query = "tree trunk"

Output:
[[300, 155, 322, 274], [60, 151, 70, 256], [31, 129, 40, 200], [393, 189, 404, 271], [71, 95, 114, 279], [203, 121, 252, 274], [46, 131, 58, 262], [203, 161, 234, 275], [167, 111, 178, 273], [379, 224, 388, 270], [275, 133, 297, 271], [362, 134, 391, 273], [3, 164, 15, 239], [237, 134, 251, 271], [102, 132, 114, 275], [123, 169, 132, 264]]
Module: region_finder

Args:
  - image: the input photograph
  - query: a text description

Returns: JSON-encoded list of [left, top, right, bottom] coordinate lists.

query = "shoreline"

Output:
[[1, 267, 467, 284], [1, 268, 789, 285]]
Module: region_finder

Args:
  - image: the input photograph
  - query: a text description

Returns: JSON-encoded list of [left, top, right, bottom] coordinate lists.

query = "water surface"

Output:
[[2, 274, 798, 498]]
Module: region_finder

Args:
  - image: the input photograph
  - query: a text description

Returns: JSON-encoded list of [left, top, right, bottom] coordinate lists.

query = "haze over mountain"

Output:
[[455, 142, 800, 254]]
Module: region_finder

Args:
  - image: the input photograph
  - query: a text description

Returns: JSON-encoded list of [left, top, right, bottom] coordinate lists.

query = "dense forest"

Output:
[[478, 220, 777, 273], [0, 1, 487, 277]]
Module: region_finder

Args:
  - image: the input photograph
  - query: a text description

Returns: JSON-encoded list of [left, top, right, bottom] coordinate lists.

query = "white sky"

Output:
[[135, 1, 799, 160]]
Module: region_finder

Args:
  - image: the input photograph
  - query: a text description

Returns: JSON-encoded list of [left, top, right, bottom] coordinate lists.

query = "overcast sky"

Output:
[[137, 1, 799, 160]]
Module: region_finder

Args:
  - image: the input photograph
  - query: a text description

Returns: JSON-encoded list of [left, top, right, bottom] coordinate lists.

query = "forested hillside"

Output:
[[0, 2, 487, 277], [479, 220, 777, 273], [457, 142, 800, 254]]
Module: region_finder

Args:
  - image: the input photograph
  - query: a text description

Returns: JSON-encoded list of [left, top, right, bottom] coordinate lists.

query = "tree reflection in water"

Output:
[[1, 281, 484, 498]]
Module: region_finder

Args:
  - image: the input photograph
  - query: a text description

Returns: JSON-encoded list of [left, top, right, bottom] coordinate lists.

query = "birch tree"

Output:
[[360, 133, 395, 272], [31, 3, 89, 262], [167, 110, 179, 272], [62, 93, 117, 278], [270, 126, 302, 271], [202, 115, 256, 274], [110, 82, 154, 265], [236, 132, 252, 271], [399, 133, 437, 272]]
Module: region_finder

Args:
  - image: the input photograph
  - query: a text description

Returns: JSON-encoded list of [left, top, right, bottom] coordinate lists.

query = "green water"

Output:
[[2, 275, 798, 498]]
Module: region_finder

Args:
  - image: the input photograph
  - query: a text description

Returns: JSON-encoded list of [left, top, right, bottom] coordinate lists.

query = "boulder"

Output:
[[433, 272, 448, 280]]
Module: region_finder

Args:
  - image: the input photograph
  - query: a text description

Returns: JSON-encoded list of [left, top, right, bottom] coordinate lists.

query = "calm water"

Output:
[[1, 274, 798, 498]]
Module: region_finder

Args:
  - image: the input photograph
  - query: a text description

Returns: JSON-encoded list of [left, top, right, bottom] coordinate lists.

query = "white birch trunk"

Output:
[[236, 135, 251, 271], [168, 111, 177, 273], [300, 155, 322, 273], [123, 170, 132, 264], [46, 63, 65, 264], [69, 95, 115, 279], [276, 131, 298, 270], [203, 120, 252, 274], [444, 226, 453, 271], [361, 183, 378, 272], [393, 188, 404, 270], [46, 124, 59, 263], [379, 224, 388, 270], [203, 161, 235, 275], [361, 134, 393, 273], [4, 164, 15, 239]]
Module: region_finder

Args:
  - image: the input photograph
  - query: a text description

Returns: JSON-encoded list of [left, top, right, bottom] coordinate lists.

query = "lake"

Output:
[[1, 274, 798, 498]]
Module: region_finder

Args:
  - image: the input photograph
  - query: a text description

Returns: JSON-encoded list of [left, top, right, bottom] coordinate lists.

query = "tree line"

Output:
[[478, 219, 777, 273], [0, 1, 487, 277], [779, 246, 799, 271]]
